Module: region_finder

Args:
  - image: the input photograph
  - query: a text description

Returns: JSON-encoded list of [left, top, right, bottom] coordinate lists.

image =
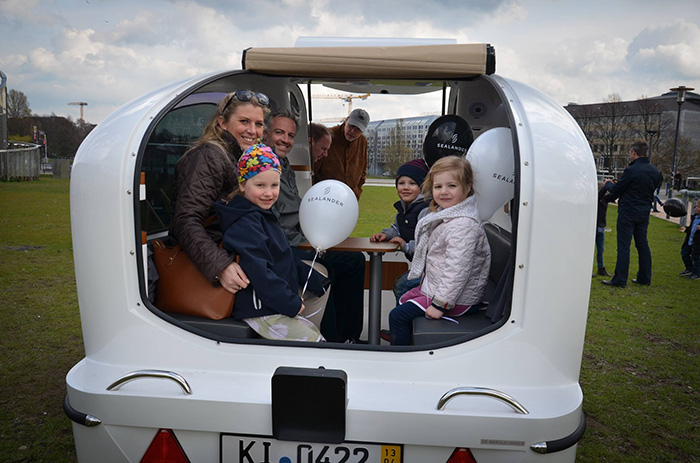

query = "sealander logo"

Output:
[[492, 170, 516, 184], [306, 186, 344, 207], [436, 143, 468, 154]]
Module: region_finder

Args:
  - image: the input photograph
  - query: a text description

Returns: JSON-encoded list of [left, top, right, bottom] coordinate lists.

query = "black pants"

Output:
[[292, 248, 365, 342], [611, 213, 652, 286]]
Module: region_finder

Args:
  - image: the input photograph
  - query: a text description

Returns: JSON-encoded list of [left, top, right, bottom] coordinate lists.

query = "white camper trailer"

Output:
[[65, 43, 595, 463]]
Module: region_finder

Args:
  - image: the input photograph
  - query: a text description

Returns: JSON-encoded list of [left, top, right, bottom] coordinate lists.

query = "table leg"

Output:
[[368, 252, 383, 345]]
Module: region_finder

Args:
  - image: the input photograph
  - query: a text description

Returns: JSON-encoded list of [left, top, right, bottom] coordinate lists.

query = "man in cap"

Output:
[[313, 108, 370, 199]]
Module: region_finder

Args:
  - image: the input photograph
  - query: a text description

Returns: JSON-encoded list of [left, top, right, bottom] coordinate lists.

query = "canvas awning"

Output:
[[242, 44, 495, 79]]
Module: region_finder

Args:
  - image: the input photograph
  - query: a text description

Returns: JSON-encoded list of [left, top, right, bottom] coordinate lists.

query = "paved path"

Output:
[[365, 178, 395, 187]]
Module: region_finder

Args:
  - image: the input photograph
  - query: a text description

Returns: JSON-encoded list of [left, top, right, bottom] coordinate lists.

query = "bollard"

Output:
[[679, 190, 700, 228]]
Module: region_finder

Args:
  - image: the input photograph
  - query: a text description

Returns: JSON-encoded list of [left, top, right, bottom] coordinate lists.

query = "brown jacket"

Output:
[[313, 123, 368, 199], [170, 131, 242, 282]]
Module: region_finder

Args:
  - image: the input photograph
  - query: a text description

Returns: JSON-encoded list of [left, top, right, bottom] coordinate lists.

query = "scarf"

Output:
[[408, 195, 481, 280]]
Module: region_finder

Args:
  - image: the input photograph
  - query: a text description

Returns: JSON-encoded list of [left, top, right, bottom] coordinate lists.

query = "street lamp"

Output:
[[668, 85, 694, 199]]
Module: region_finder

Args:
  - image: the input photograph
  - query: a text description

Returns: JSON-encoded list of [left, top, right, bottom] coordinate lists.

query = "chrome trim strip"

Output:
[[63, 394, 101, 427], [106, 369, 192, 395], [437, 387, 529, 415], [530, 411, 586, 454]]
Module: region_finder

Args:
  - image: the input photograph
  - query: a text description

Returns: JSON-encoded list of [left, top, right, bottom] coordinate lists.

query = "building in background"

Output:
[[365, 114, 439, 175], [565, 90, 700, 183]]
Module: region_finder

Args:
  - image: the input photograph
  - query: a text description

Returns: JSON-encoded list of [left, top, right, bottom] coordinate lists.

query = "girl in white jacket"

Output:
[[388, 156, 491, 345]]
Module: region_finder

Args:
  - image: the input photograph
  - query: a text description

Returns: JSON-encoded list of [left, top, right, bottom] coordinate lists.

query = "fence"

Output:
[[0, 144, 41, 180]]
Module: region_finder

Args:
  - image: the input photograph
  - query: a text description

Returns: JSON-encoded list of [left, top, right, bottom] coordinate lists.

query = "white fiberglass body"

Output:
[[66, 44, 595, 463]]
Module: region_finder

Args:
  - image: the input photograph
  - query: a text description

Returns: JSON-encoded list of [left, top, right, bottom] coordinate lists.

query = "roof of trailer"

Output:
[[241, 44, 495, 79]]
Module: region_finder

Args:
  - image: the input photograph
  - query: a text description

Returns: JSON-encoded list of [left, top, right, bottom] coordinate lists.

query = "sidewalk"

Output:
[[650, 208, 681, 225], [649, 190, 691, 227]]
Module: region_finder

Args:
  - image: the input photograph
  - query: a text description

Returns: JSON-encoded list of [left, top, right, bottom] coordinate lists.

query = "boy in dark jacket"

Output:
[[595, 179, 616, 276], [370, 158, 430, 302], [680, 200, 700, 279], [215, 144, 325, 341]]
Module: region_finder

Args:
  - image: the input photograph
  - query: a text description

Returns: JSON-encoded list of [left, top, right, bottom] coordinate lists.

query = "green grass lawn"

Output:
[[0, 178, 698, 461]]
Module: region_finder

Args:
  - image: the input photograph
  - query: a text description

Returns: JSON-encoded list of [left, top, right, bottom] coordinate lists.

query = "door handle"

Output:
[[437, 387, 529, 414], [107, 369, 192, 395]]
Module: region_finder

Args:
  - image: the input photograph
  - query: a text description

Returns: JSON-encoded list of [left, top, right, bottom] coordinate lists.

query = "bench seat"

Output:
[[412, 222, 512, 346], [168, 313, 258, 339]]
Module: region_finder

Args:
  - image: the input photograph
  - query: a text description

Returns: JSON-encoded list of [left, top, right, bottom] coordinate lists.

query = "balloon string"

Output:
[[300, 248, 320, 300]]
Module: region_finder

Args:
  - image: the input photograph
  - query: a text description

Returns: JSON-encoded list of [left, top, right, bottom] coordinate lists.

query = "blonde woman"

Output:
[[170, 90, 270, 295]]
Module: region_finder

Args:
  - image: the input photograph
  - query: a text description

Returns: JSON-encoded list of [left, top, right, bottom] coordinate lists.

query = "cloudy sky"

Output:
[[1, 0, 699, 124]]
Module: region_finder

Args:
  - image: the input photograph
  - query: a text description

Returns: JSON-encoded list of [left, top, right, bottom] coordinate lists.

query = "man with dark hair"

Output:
[[264, 110, 366, 342], [602, 141, 662, 287]]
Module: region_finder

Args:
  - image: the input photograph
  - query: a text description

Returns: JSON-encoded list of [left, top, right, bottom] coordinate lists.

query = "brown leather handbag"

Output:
[[152, 239, 235, 320]]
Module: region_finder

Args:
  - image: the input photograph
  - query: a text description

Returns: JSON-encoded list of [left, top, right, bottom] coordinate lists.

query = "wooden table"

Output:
[[300, 237, 399, 345]]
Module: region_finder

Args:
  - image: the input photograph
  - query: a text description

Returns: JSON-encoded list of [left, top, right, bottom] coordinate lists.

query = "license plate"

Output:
[[221, 434, 403, 463]]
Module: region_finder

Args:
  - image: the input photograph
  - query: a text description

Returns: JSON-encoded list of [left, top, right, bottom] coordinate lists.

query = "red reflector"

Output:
[[447, 447, 477, 463], [140, 429, 190, 463]]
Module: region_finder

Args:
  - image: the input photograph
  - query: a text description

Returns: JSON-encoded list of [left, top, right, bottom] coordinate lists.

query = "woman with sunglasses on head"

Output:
[[170, 90, 270, 295]]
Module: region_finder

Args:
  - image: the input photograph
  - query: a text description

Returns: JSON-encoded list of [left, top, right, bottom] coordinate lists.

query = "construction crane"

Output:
[[312, 93, 370, 116], [68, 102, 88, 121]]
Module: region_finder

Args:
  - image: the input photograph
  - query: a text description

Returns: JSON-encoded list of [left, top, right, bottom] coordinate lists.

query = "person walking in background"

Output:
[[680, 200, 700, 280], [313, 108, 370, 199], [595, 179, 616, 277], [674, 171, 682, 191], [601, 141, 662, 288]]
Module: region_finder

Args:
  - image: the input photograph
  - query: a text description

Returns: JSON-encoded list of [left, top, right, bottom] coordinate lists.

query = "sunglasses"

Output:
[[221, 89, 270, 114]]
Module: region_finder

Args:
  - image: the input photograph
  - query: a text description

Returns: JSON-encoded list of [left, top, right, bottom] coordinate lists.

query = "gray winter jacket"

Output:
[[408, 196, 491, 309]]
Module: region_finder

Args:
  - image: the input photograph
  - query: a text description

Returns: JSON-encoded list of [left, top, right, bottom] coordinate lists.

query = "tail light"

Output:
[[446, 447, 478, 463], [140, 429, 190, 463]]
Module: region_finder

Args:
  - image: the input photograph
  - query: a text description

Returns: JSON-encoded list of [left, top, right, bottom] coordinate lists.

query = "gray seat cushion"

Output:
[[411, 222, 512, 346], [168, 313, 258, 339]]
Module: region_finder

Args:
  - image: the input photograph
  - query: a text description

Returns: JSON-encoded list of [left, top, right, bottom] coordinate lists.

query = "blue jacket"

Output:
[[605, 157, 661, 216], [394, 197, 429, 243], [380, 195, 429, 259], [215, 196, 322, 320]]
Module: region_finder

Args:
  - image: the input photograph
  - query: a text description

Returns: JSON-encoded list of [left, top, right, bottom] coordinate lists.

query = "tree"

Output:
[[382, 119, 414, 175], [633, 96, 672, 162], [653, 137, 700, 184], [597, 93, 630, 176], [7, 115, 95, 158], [7, 89, 31, 118]]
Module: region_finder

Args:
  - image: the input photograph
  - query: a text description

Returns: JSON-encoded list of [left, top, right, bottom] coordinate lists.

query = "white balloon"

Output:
[[466, 127, 515, 221], [299, 180, 359, 251]]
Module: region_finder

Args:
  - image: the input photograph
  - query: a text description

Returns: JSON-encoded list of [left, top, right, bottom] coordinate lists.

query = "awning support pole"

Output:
[[442, 82, 447, 115], [307, 81, 313, 122]]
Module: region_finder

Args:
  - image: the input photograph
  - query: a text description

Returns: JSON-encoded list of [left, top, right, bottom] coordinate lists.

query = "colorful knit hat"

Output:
[[396, 158, 429, 186], [237, 144, 281, 183]]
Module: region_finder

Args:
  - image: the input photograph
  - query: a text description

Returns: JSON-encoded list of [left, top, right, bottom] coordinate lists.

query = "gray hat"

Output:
[[346, 108, 370, 132]]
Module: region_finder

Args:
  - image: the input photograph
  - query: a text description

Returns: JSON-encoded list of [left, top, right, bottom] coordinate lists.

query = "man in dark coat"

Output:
[[602, 141, 662, 287]]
